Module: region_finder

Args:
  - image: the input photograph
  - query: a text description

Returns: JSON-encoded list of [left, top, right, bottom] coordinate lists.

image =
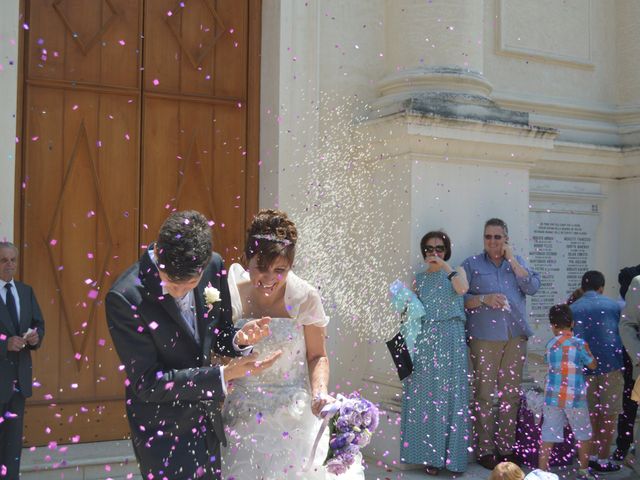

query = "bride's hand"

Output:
[[236, 317, 271, 346], [311, 393, 334, 417]]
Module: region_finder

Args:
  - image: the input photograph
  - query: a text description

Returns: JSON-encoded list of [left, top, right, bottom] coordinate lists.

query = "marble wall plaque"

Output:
[[528, 210, 599, 351]]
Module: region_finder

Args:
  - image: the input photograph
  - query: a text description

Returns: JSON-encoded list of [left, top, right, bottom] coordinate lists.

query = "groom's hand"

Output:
[[224, 350, 283, 384], [235, 317, 271, 346]]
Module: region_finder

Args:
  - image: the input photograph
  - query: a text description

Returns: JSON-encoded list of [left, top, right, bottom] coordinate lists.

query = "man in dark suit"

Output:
[[106, 210, 278, 480], [0, 242, 45, 479]]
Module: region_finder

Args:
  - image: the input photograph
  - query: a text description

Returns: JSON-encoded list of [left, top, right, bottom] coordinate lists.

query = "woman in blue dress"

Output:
[[400, 230, 471, 475]]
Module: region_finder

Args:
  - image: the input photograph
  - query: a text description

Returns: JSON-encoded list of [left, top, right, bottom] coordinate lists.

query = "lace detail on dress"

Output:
[[223, 317, 310, 424]]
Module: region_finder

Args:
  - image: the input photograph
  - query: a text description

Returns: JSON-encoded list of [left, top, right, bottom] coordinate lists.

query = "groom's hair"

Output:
[[156, 210, 212, 281]]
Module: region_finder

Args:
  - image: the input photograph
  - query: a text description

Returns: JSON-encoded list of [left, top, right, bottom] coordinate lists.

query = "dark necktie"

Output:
[[4, 284, 20, 332]]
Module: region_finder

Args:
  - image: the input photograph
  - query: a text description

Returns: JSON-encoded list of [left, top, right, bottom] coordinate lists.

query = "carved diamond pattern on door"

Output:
[[165, 0, 227, 69], [174, 131, 219, 223], [45, 121, 114, 366], [52, 0, 120, 55]]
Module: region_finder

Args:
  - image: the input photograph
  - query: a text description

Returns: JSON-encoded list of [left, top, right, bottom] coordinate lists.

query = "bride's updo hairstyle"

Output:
[[245, 209, 298, 271]]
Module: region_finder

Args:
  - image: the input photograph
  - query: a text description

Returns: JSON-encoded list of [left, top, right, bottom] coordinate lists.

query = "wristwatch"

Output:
[[447, 271, 459, 281]]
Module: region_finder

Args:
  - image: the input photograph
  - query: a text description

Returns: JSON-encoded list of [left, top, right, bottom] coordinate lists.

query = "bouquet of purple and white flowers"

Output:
[[323, 393, 380, 475]]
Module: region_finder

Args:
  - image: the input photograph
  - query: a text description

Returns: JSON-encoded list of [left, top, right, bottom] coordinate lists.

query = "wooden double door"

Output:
[[18, 0, 260, 446]]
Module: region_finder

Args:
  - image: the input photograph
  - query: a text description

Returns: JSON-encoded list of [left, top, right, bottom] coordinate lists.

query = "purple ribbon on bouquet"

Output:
[[302, 394, 348, 473]]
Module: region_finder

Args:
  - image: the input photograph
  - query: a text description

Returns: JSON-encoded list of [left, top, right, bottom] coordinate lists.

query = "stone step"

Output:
[[20, 440, 141, 480]]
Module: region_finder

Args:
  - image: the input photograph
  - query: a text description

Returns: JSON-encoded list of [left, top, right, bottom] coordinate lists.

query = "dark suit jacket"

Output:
[[105, 247, 241, 478], [0, 281, 45, 402]]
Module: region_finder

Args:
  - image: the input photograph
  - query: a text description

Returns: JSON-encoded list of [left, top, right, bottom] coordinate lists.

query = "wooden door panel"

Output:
[[212, 0, 248, 99], [144, 0, 247, 98], [25, 399, 127, 445], [208, 106, 247, 261], [22, 87, 138, 444], [28, 0, 142, 88], [22, 88, 66, 407], [140, 98, 246, 263]]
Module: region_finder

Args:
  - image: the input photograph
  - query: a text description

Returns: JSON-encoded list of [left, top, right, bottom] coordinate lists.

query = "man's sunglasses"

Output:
[[484, 234, 504, 240], [424, 245, 446, 253]]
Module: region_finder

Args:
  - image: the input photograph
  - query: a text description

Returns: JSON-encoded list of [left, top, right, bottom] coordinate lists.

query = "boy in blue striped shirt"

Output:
[[539, 304, 597, 480]]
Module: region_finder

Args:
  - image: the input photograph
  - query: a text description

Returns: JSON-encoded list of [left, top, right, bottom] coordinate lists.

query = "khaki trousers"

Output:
[[469, 336, 527, 457]]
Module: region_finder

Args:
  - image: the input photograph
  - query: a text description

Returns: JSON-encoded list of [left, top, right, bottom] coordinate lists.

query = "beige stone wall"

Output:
[[0, 0, 19, 241], [485, 0, 617, 105], [616, 0, 640, 105]]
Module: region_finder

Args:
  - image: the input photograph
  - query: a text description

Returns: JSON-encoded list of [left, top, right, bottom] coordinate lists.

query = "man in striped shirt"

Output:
[[539, 304, 597, 480]]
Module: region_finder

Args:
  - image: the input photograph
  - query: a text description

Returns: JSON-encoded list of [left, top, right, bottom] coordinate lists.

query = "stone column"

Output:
[[379, 0, 491, 103], [616, 0, 640, 147]]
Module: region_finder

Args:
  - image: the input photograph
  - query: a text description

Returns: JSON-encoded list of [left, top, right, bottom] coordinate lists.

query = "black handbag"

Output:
[[386, 330, 413, 381]]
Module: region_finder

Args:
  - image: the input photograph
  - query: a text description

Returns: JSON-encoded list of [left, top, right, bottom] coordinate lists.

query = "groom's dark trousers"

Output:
[[106, 247, 241, 479]]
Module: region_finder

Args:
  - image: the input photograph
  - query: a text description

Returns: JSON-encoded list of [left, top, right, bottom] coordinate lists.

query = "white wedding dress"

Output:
[[221, 264, 364, 480]]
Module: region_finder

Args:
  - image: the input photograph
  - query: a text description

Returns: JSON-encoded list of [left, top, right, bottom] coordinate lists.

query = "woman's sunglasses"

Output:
[[424, 245, 446, 253]]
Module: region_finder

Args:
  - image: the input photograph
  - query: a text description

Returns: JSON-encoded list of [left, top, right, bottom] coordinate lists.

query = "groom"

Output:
[[106, 210, 278, 480]]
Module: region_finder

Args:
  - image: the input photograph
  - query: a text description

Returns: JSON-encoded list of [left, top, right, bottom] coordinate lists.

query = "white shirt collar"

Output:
[[0, 278, 16, 290]]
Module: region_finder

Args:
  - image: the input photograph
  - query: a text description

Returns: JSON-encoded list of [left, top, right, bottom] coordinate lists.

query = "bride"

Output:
[[220, 209, 364, 479]]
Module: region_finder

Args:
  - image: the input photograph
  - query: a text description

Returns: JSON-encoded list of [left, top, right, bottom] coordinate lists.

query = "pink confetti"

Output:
[[152, 78, 160, 86], [88, 289, 99, 299], [149, 321, 159, 330]]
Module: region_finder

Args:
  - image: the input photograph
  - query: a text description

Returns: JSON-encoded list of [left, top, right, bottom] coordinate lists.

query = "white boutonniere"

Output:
[[204, 282, 221, 312]]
